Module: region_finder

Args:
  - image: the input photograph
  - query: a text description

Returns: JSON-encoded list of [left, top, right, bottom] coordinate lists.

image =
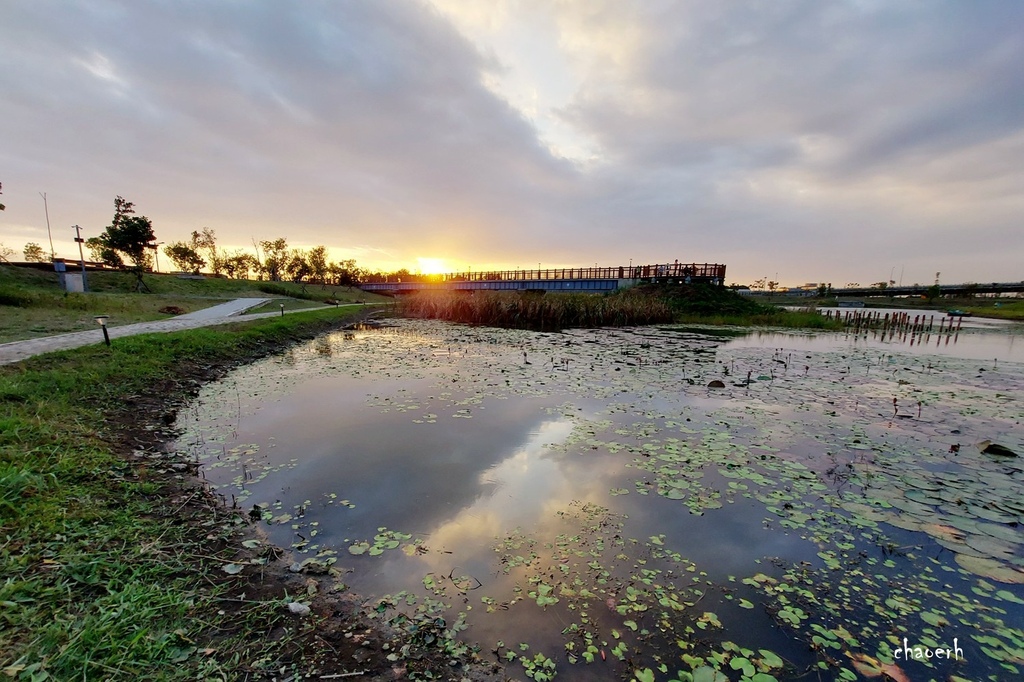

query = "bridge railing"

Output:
[[361, 263, 726, 284]]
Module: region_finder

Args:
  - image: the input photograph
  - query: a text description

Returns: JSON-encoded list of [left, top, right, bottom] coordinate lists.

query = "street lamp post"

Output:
[[94, 315, 110, 346]]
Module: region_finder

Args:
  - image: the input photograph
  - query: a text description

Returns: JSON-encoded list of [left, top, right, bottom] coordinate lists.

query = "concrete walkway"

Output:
[[0, 298, 344, 366], [175, 297, 270, 320]]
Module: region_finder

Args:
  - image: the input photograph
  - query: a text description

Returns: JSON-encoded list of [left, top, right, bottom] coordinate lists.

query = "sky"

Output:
[[1, 0, 1022, 287]]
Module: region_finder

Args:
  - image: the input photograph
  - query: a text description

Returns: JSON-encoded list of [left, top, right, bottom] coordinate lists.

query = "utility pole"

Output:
[[73, 224, 89, 292], [40, 192, 55, 260], [149, 241, 164, 272]]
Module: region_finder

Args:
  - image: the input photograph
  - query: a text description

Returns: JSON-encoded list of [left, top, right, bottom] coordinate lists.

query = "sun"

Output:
[[416, 258, 448, 275]]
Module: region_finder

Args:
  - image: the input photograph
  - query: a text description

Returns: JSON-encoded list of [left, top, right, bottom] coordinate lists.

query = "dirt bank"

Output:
[[99, 309, 504, 680]]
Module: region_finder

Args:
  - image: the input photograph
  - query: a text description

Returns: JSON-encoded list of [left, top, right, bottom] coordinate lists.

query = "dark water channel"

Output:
[[175, 320, 1024, 681]]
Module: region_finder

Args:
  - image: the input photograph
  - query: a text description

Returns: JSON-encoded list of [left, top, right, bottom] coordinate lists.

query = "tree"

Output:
[[0, 242, 14, 262], [86, 236, 123, 268], [163, 242, 205, 274], [0, 181, 5, 211], [23, 242, 47, 262], [307, 245, 329, 285], [192, 228, 223, 275], [163, 228, 217, 274], [259, 238, 288, 281], [222, 251, 258, 279], [285, 248, 311, 283], [93, 196, 156, 269], [329, 258, 361, 286]]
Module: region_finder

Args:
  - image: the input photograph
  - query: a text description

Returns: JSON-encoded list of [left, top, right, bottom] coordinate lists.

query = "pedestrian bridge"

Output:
[[359, 262, 727, 295]]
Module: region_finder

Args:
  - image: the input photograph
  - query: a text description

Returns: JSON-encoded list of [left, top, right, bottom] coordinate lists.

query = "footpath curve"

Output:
[[0, 298, 357, 366]]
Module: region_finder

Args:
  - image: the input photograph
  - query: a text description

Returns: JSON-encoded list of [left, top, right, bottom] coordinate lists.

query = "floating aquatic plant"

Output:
[[173, 319, 1024, 681]]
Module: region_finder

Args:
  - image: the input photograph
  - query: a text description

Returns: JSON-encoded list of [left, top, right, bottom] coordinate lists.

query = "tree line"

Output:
[[5, 193, 543, 287], [11, 195, 372, 286], [160, 231, 363, 287]]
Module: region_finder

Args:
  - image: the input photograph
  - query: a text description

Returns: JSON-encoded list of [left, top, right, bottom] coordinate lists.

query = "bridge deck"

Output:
[[360, 262, 726, 294]]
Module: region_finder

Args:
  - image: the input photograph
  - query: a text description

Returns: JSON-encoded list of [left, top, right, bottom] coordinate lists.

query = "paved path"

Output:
[[0, 298, 348, 366], [175, 297, 270, 320]]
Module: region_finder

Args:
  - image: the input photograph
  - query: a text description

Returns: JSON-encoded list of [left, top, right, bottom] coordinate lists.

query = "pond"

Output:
[[174, 319, 1024, 682]]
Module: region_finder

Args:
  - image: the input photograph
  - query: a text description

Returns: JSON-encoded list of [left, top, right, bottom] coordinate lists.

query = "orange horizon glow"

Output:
[[416, 257, 449, 275]]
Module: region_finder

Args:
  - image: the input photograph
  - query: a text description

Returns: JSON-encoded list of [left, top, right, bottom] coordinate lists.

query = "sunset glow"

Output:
[[1, 4, 1021, 286], [416, 258, 449, 276]]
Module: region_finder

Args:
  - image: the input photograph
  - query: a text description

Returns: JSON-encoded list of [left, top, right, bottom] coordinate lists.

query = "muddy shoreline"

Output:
[[102, 309, 504, 680]]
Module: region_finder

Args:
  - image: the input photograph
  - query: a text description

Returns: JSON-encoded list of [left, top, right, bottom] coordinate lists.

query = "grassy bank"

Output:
[[955, 298, 1024, 321], [397, 284, 844, 331], [0, 265, 388, 343], [0, 307, 476, 681], [769, 292, 1024, 321], [653, 284, 843, 329]]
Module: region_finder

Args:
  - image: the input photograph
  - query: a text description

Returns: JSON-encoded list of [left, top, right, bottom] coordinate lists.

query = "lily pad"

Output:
[[692, 666, 728, 682], [979, 441, 1017, 457], [955, 554, 1024, 583], [963, 533, 1020, 560]]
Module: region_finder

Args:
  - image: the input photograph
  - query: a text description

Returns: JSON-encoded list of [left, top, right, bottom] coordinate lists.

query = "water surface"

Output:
[[176, 320, 1024, 681]]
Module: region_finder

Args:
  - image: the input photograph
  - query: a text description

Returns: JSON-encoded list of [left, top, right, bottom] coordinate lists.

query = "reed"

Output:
[[397, 290, 674, 330]]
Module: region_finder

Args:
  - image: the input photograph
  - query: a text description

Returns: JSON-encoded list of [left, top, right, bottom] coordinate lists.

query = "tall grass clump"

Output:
[[397, 290, 674, 330]]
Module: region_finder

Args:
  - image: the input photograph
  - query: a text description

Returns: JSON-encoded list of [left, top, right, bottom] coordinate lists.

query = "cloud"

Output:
[[1, 0, 1021, 283], [541, 1, 1024, 279]]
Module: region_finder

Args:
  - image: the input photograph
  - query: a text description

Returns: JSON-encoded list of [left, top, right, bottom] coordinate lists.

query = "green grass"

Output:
[[0, 308, 367, 680], [777, 292, 1024, 321], [0, 292, 226, 343], [244, 298, 331, 314], [0, 265, 389, 343], [958, 298, 1024, 321], [674, 309, 844, 329], [251, 280, 376, 304]]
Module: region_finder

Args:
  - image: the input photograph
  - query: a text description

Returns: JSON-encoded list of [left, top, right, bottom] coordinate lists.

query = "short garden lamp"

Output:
[[280, 303, 285, 317], [94, 315, 110, 346]]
